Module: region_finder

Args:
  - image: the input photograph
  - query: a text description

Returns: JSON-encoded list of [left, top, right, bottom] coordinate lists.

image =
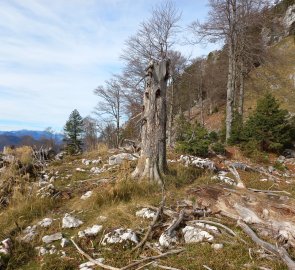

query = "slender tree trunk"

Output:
[[132, 60, 170, 183], [167, 78, 174, 147], [238, 62, 244, 118], [225, 0, 237, 143]]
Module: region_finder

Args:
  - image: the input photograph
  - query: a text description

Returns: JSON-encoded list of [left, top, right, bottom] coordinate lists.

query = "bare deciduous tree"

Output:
[[188, 0, 270, 142], [83, 116, 98, 151], [127, 1, 180, 182], [94, 78, 124, 148]]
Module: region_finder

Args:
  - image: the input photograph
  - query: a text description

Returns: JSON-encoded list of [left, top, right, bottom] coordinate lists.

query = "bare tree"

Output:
[[188, 0, 270, 142], [83, 116, 98, 151], [128, 1, 180, 182], [94, 77, 124, 148], [120, 0, 181, 118]]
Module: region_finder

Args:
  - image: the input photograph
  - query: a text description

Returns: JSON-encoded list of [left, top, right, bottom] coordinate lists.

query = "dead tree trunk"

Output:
[[132, 60, 170, 183]]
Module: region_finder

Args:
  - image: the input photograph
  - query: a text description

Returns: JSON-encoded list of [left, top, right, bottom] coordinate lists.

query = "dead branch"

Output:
[[166, 209, 185, 236], [132, 196, 166, 252], [248, 188, 291, 196], [121, 249, 185, 270], [154, 263, 181, 270], [238, 221, 295, 270], [228, 166, 245, 189], [135, 261, 154, 270], [70, 238, 120, 270], [203, 265, 213, 270]]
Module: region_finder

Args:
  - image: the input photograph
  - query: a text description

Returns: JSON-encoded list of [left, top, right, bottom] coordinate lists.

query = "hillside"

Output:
[[1, 146, 295, 269]]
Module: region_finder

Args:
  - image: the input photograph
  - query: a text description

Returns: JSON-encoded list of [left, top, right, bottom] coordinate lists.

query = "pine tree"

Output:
[[242, 93, 292, 152], [63, 109, 84, 154]]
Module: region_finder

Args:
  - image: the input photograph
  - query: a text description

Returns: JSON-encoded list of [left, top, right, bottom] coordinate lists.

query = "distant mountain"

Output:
[[0, 130, 64, 151], [0, 130, 63, 142]]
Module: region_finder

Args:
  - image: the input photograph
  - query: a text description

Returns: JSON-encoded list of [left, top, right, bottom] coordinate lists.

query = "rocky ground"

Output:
[[0, 146, 295, 270]]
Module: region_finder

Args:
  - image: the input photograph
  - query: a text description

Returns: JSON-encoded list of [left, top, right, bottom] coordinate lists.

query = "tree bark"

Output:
[[238, 62, 244, 118], [132, 60, 170, 183], [225, 0, 237, 143], [167, 78, 174, 148]]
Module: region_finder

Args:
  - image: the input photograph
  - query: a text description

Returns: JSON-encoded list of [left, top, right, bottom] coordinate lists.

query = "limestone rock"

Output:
[[102, 228, 138, 245], [283, 4, 295, 35], [136, 208, 156, 219], [42, 232, 63, 244], [182, 226, 214, 243], [81, 191, 93, 200], [178, 155, 216, 171], [159, 233, 177, 248], [21, 225, 38, 242], [212, 243, 224, 250], [78, 225, 103, 238], [62, 214, 83, 228], [108, 153, 138, 165], [37, 218, 53, 228]]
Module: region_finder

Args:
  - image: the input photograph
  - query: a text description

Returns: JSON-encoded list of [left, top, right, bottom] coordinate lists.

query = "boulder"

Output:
[[78, 225, 103, 238], [178, 155, 216, 171], [283, 4, 295, 35], [136, 208, 156, 219], [37, 218, 53, 228], [159, 232, 178, 248], [62, 214, 83, 228], [36, 246, 48, 256], [212, 243, 224, 250], [108, 153, 138, 165], [101, 228, 138, 245], [42, 232, 63, 244], [81, 191, 93, 200], [182, 226, 214, 243], [21, 225, 38, 242]]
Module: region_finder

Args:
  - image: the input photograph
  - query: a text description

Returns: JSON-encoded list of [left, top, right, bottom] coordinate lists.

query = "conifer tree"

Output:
[[63, 109, 84, 154], [243, 93, 292, 152]]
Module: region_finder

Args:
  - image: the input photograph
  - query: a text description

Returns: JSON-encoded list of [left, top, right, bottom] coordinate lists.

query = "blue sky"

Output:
[[0, 0, 219, 132]]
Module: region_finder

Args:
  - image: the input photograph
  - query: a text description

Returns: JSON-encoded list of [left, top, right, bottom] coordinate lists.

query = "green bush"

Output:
[[241, 140, 270, 163], [175, 118, 210, 157], [175, 117, 226, 157], [211, 142, 226, 155], [242, 93, 293, 153]]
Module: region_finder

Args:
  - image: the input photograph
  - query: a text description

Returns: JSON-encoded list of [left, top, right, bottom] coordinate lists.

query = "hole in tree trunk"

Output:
[[145, 92, 149, 99], [156, 89, 161, 98]]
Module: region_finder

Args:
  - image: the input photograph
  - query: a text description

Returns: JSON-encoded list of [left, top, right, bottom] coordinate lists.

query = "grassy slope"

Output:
[[245, 36, 295, 115], [1, 148, 294, 270]]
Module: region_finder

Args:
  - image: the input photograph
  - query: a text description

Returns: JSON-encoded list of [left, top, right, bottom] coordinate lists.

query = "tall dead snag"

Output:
[[132, 60, 170, 183]]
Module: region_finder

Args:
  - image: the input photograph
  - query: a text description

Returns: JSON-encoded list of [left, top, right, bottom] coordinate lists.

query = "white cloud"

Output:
[[0, 0, 219, 131]]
